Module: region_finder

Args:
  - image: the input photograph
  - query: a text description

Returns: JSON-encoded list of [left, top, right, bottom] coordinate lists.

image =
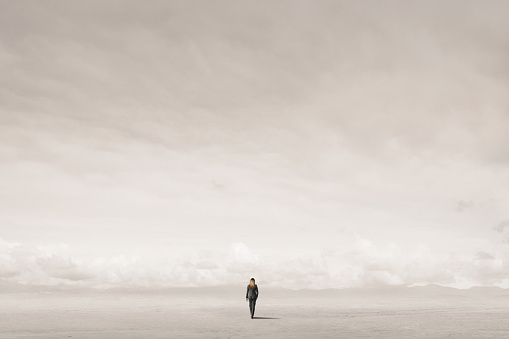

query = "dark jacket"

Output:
[[246, 284, 259, 300]]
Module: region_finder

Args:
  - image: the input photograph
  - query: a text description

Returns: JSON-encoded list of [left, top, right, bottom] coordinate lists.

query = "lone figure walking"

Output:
[[245, 278, 259, 319]]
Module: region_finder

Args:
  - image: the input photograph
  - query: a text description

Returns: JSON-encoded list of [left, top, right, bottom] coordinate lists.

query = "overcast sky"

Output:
[[1, 0, 509, 289]]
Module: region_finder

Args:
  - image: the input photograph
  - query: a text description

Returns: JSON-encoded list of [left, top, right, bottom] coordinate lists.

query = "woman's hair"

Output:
[[249, 278, 255, 287]]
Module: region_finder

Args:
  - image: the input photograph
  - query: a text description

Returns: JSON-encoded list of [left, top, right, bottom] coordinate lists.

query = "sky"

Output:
[[1, 0, 509, 289]]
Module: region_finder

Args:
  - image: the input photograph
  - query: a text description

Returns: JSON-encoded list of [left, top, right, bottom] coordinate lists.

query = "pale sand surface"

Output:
[[1, 287, 509, 338]]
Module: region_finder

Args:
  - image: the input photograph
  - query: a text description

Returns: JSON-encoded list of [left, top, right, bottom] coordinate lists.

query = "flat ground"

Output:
[[1, 287, 509, 338]]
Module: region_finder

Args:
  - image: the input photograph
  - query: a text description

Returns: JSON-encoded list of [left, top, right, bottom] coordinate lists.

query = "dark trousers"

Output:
[[249, 298, 256, 316]]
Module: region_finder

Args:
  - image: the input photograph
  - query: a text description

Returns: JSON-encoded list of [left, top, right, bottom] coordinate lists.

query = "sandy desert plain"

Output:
[[1, 283, 509, 338]]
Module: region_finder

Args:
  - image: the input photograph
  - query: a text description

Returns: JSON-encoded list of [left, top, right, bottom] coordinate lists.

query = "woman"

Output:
[[245, 278, 259, 319]]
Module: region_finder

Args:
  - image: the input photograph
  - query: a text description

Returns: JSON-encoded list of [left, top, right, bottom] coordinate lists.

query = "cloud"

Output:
[[468, 251, 505, 285], [0, 239, 94, 284], [494, 220, 509, 233], [474, 251, 495, 260], [456, 200, 474, 212], [36, 255, 94, 281], [1, 1, 509, 291], [337, 237, 454, 288], [195, 260, 218, 270], [2, 237, 509, 289]]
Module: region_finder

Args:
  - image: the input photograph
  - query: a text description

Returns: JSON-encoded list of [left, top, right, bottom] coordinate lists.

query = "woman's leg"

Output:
[[249, 299, 254, 316], [252, 299, 256, 316]]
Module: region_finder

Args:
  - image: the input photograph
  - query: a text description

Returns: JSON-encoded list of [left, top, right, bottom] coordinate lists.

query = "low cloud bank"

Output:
[[1, 237, 508, 289]]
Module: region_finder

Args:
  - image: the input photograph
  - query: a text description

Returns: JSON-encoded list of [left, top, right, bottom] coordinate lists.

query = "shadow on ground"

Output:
[[253, 317, 279, 319]]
